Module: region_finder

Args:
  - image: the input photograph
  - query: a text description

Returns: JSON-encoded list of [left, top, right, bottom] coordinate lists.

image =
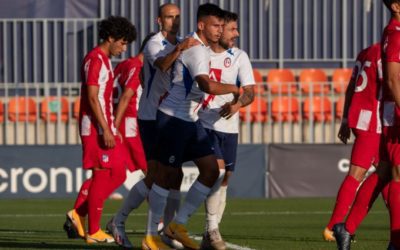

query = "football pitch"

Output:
[[0, 197, 390, 250]]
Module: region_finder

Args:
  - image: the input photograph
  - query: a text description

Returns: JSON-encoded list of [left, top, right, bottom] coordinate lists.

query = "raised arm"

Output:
[[154, 37, 199, 72]]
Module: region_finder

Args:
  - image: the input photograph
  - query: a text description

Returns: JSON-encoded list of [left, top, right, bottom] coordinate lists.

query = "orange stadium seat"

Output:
[[299, 69, 329, 94], [303, 96, 332, 122], [271, 96, 299, 122], [333, 68, 353, 93], [335, 97, 345, 120], [267, 69, 297, 94], [252, 69, 266, 94], [239, 97, 268, 122], [8, 97, 37, 122], [40, 97, 69, 122], [0, 100, 3, 123], [73, 98, 80, 119]]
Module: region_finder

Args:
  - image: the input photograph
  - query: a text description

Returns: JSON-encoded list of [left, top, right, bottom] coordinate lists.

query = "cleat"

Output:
[[161, 233, 184, 249], [63, 214, 79, 239], [333, 223, 351, 250], [66, 209, 86, 238], [141, 235, 174, 250], [323, 227, 336, 242], [86, 229, 115, 244], [106, 217, 133, 248], [165, 221, 199, 250], [200, 229, 226, 250]]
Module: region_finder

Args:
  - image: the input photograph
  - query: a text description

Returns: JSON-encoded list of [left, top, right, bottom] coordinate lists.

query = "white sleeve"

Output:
[[182, 45, 210, 78], [238, 52, 255, 87], [143, 40, 165, 66]]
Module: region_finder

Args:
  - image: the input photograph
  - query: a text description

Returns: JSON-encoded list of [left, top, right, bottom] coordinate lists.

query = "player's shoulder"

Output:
[[144, 32, 164, 49]]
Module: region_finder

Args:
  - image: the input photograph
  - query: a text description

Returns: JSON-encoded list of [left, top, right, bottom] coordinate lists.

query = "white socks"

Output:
[[217, 185, 227, 224], [115, 179, 149, 225], [147, 184, 169, 235], [205, 169, 225, 231], [175, 180, 211, 225], [164, 189, 181, 227]]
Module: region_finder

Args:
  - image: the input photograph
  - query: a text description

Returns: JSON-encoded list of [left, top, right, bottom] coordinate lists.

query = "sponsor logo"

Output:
[[169, 155, 176, 164]]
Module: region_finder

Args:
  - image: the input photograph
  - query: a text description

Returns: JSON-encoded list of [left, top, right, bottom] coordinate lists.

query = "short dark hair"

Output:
[[197, 3, 224, 22], [139, 32, 157, 53], [223, 11, 238, 23], [99, 16, 137, 43]]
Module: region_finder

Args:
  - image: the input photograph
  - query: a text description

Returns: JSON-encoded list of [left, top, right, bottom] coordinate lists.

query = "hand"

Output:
[[103, 128, 116, 148], [178, 37, 200, 51], [337, 121, 350, 144], [219, 102, 241, 119]]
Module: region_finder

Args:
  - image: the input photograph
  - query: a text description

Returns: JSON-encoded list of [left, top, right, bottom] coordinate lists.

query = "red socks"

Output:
[[74, 178, 92, 216], [327, 175, 360, 230], [388, 181, 400, 248], [345, 173, 387, 234]]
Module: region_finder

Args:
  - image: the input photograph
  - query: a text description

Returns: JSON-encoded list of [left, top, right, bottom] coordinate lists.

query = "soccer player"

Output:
[[322, 43, 384, 241], [63, 16, 136, 244], [334, 1, 400, 248], [198, 11, 255, 250], [106, 4, 196, 249], [143, 3, 240, 250]]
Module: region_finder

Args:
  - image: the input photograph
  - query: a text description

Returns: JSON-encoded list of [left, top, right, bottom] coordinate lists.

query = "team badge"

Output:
[[224, 57, 231, 68], [169, 155, 175, 164], [102, 154, 109, 163]]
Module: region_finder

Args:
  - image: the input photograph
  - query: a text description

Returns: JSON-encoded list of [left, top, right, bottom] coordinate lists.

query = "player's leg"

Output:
[[108, 120, 155, 247], [164, 167, 183, 227], [165, 120, 219, 249], [142, 112, 185, 250], [344, 161, 391, 235], [325, 130, 375, 241], [86, 168, 115, 244], [64, 178, 92, 239]]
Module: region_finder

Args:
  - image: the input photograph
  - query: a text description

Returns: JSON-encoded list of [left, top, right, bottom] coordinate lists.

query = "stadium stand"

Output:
[[267, 69, 297, 94], [271, 96, 299, 122], [332, 68, 353, 93], [299, 69, 329, 94], [40, 97, 69, 122], [303, 96, 332, 122], [8, 97, 37, 122]]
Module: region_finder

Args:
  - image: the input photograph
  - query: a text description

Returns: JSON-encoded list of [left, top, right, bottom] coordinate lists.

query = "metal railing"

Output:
[[0, 0, 390, 84], [0, 79, 349, 145]]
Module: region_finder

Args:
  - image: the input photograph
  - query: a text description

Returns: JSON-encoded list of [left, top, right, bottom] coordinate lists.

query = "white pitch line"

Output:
[[192, 236, 256, 250], [0, 210, 388, 218]]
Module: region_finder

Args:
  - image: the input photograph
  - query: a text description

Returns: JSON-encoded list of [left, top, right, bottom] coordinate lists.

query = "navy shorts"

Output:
[[138, 119, 157, 161], [205, 128, 238, 171], [155, 111, 214, 168]]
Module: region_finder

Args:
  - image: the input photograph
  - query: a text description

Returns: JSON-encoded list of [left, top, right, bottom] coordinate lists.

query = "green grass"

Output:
[[0, 197, 390, 250]]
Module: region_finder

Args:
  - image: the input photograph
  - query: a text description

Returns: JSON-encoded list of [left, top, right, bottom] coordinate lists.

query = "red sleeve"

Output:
[[124, 61, 143, 91], [386, 32, 400, 63], [84, 56, 103, 86]]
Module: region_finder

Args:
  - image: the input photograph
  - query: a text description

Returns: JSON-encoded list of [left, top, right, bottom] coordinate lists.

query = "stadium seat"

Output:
[[299, 69, 329, 94], [8, 97, 37, 122], [40, 97, 69, 122], [267, 69, 297, 94], [271, 96, 299, 122], [239, 97, 268, 122], [303, 96, 332, 122], [333, 68, 353, 93], [253, 69, 266, 95], [335, 97, 345, 120], [0, 100, 3, 123], [73, 98, 80, 119]]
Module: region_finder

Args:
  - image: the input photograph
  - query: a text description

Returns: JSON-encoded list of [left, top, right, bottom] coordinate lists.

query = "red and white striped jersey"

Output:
[[79, 47, 116, 136], [113, 56, 143, 117], [348, 43, 382, 133]]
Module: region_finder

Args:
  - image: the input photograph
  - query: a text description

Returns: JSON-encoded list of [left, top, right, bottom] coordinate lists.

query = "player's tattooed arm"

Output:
[[219, 85, 255, 119], [154, 37, 200, 72]]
